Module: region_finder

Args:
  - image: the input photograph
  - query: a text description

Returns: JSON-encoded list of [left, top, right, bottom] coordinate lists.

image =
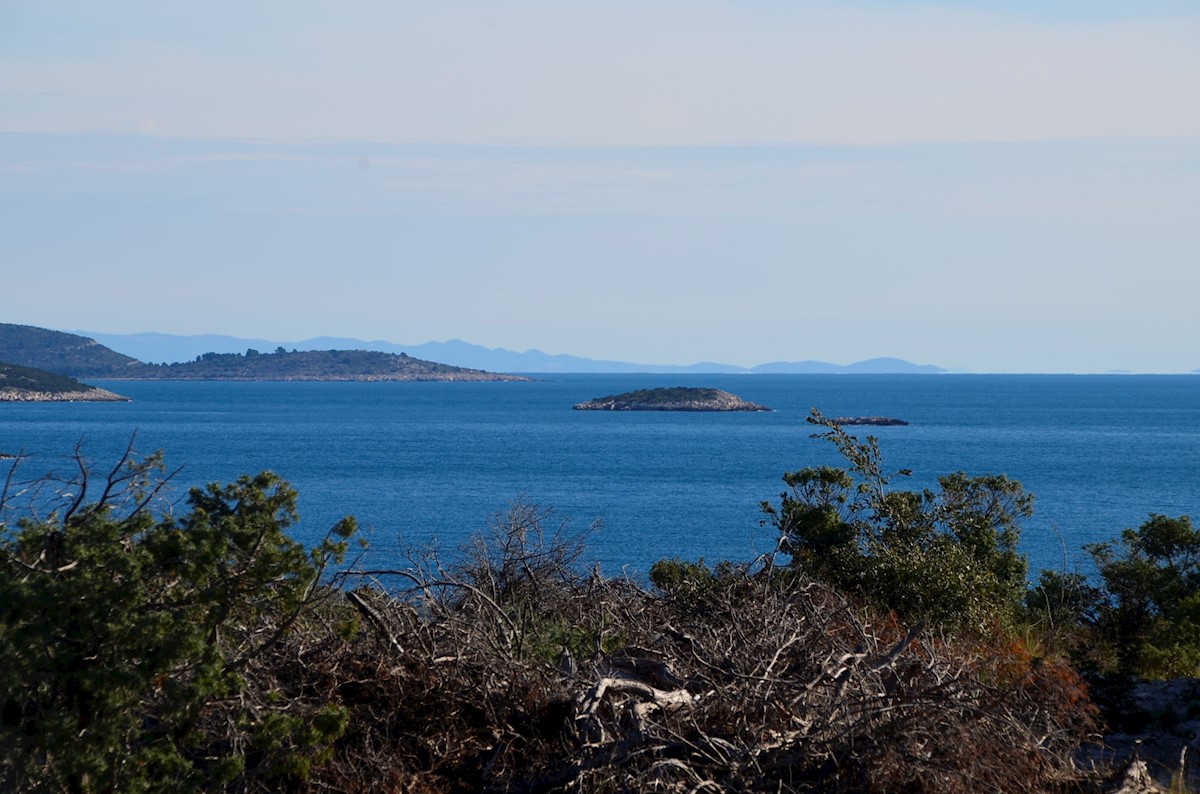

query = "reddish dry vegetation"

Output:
[[266, 525, 1105, 793]]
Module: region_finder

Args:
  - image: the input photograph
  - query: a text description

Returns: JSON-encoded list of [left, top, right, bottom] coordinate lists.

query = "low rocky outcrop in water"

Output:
[[0, 387, 129, 403], [573, 387, 771, 412], [829, 416, 908, 426]]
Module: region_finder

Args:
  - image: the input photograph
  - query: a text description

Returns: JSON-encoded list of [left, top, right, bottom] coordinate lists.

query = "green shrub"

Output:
[[761, 409, 1031, 630], [1086, 514, 1200, 677], [0, 444, 356, 791]]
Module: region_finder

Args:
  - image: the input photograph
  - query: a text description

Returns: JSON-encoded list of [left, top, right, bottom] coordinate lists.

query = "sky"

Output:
[[2, 1, 1198, 373]]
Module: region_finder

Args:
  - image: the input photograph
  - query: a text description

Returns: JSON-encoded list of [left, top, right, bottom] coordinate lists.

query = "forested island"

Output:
[[0, 362, 129, 402], [574, 386, 771, 411], [3, 409, 1196, 791], [0, 324, 526, 382], [130, 347, 528, 381]]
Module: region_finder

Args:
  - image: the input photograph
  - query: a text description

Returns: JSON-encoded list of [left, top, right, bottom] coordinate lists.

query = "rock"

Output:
[[829, 416, 908, 426]]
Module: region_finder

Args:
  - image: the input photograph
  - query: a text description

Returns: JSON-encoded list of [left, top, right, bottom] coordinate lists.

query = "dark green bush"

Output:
[[761, 409, 1032, 629], [0, 444, 356, 792], [1087, 513, 1200, 677]]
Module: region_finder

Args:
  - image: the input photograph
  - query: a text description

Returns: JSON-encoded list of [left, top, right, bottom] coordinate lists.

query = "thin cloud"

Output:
[[3, 2, 1197, 145]]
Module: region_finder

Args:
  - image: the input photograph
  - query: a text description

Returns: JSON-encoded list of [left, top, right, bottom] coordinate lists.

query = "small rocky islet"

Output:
[[573, 387, 771, 412], [829, 416, 909, 426]]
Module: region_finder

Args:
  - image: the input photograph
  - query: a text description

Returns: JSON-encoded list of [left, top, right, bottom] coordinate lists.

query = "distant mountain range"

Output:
[[78, 331, 949, 375]]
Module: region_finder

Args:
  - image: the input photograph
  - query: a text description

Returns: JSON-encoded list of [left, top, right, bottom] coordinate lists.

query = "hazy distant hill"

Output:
[[0, 324, 140, 377], [81, 331, 946, 374], [751, 357, 945, 375]]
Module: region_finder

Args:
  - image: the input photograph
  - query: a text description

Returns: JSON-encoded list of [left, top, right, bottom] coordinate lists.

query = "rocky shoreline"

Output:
[[0, 387, 130, 403]]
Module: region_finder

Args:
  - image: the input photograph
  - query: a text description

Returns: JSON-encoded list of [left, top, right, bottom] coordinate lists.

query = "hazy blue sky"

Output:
[[2, 1, 1197, 372]]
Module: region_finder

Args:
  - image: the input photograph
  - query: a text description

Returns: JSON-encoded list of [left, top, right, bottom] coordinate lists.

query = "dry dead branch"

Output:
[[298, 542, 1105, 792]]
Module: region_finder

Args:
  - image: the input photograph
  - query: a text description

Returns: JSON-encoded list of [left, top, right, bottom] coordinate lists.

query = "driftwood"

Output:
[[1107, 747, 1165, 794]]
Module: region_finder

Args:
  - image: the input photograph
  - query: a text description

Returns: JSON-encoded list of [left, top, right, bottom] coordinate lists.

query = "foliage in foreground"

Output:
[[6, 426, 1197, 791], [1088, 514, 1200, 679], [1030, 513, 1200, 680], [0, 442, 356, 792], [761, 409, 1031, 630]]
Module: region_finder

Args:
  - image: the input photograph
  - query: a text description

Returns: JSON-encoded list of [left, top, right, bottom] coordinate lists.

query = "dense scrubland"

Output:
[[2, 412, 1198, 792]]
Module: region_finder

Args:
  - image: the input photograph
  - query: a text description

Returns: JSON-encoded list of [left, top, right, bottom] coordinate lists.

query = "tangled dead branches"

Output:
[[297, 504, 1104, 793]]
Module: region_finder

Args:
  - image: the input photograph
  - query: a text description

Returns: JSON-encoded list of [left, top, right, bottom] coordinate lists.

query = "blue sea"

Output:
[[1, 374, 1197, 579]]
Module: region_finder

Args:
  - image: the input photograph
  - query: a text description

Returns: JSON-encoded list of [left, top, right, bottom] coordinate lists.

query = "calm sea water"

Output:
[[1, 374, 1197, 578]]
